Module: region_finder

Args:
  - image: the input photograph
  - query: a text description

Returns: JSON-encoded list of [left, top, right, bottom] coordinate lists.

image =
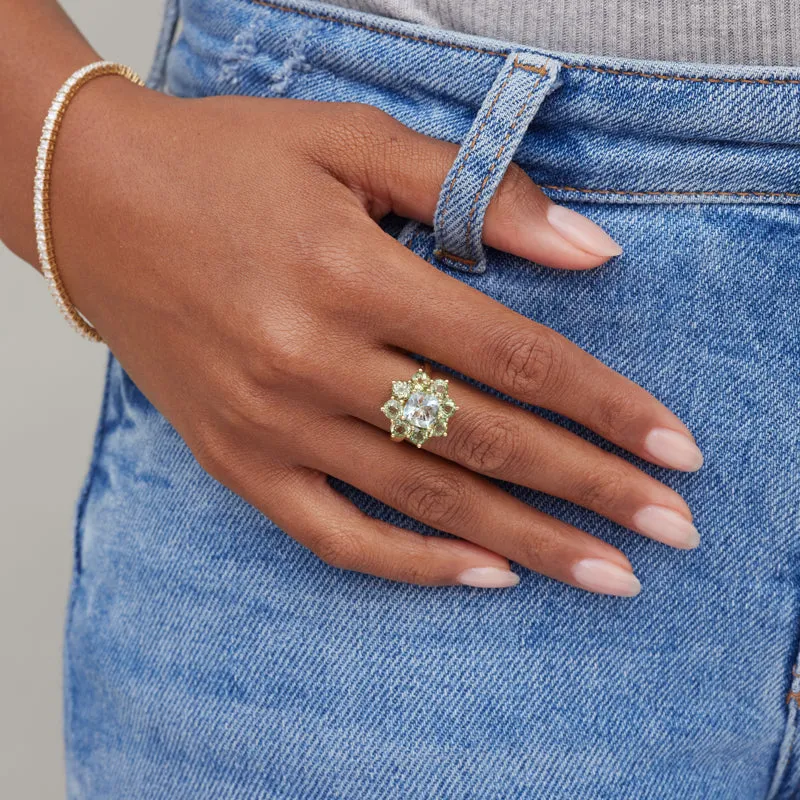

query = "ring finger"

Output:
[[307, 415, 642, 596], [337, 349, 699, 551]]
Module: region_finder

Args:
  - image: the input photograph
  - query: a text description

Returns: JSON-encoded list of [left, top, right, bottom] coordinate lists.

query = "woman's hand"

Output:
[[53, 78, 703, 595]]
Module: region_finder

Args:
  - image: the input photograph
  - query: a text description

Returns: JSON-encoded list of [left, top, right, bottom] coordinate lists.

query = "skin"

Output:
[[1, 1, 704, 595]]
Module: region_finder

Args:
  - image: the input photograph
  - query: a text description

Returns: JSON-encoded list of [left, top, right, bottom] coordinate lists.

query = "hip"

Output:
[[65, 1, 800, 797]]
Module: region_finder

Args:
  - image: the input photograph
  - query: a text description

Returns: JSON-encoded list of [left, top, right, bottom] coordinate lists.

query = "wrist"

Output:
[[45, 74, 169, 326]]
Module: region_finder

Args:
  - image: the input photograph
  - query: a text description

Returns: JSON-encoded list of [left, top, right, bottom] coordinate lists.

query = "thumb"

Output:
[[325, 105, 622, 270]]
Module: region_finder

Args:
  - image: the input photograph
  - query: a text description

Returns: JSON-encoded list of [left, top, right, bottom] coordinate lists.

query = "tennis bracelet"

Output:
[[34, 61, 144, 342]]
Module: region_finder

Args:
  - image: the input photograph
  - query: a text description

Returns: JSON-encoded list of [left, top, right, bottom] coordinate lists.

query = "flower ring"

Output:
[[381, 367, 459, 448]]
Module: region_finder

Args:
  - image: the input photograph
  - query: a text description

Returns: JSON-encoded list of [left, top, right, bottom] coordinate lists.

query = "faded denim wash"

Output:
[[64, 0, 800, 797]]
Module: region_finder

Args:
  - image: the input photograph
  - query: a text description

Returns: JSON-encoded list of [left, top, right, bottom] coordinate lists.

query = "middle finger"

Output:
[[375, 234, 704, 473], [339, 349, 699, 550]]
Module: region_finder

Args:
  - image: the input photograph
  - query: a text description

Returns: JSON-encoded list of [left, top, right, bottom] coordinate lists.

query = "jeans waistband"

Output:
[[162, 0, 800, 204]]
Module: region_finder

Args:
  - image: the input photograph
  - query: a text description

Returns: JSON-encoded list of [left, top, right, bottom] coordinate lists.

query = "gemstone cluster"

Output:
[[381, 368, 458, 448]]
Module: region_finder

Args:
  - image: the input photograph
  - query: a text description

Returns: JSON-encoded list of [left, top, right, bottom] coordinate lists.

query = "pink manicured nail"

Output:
[[571, 559, 641, 596], [546, 204, 623, 258], [644, 428, 704, 472], [632, 505, 700, 549], [457, 567, 520, 588]]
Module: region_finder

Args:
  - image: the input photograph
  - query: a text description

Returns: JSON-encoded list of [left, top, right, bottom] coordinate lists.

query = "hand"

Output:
[[54, 78, 703, 596]]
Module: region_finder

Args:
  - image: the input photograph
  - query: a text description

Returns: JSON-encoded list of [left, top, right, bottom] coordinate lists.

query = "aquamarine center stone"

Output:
[[402, 392, 440, 429]]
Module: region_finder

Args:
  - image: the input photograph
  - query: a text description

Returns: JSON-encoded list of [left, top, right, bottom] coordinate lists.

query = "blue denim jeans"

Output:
[[64, 0, 800, 797]]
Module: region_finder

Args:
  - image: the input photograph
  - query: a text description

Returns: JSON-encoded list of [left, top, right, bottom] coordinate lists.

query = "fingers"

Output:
[[374, 234, 704, 473], [341, 352, 699, 551], [233, 463, 520, 588], [305, 417, 643, 597], [317, 103, 621, 270]]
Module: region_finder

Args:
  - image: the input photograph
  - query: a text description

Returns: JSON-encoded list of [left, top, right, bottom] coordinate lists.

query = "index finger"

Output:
[[380, 236, 704, 472]]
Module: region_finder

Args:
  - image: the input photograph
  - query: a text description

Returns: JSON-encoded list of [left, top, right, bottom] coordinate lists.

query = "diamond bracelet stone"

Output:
[[34, 61, 145, 342]]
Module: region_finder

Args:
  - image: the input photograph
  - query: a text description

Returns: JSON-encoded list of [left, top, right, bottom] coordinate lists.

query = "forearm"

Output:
[[0, 0, 99, 266]]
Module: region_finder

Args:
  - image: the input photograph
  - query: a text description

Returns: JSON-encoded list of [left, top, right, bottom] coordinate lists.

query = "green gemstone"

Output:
[[408, 428, 427, 446], [382, 399, 401, 418], [392, 421, 409, 437], [392, 381, 410, 398]]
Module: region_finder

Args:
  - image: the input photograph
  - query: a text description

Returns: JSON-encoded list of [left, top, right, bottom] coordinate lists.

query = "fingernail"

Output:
[[632, 505, 700, 549], [457, 566, 520, 588], [644, 427, 704, 472], [571, 559, 641, 596], [546, 204, 623, 258]]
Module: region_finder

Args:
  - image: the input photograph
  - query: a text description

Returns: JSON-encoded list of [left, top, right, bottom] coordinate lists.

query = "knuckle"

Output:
[[338, 101, 393, 132], [289, 211, 361, 273], [311, 527, 364, 571], [594, 390, 642, 443], [287, 219, 387, 317], [320, 243, 382, 307], [448, 410, 521, 475], [574, 466, 628, 511], [391, 544, 433, 586], [401, 556, 433, 586], [288, 214, 339, 265], [219, 374, 278, 435], [393, 469, 469, 531], [328, 104, 417, 189], [489, 325, 568, 401], [249, 322, 316, 388], [516, 524, 562, 573], [327, 103, 399, 162], [294, 240, 387, 325], [494, 163, 543, 218]]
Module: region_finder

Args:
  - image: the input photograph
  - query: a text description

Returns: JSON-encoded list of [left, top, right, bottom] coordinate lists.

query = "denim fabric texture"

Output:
[[64, 0, 800, 798]]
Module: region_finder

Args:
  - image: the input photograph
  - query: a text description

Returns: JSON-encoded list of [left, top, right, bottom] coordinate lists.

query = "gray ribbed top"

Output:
[[327, 0, 800, 65]]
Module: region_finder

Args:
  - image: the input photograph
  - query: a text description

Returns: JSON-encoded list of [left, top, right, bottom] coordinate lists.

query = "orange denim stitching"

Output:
[[248, 0, 800, 87], [516, 64, 548, 75], [433, 248, 477, 266], [542, 185, 800, 199], [410, 229, 471, 267], [565, 63, 800, 86], [463, 72, 546, 261]]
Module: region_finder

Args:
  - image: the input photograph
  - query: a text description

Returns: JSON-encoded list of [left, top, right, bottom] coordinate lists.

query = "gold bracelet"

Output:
[[34, 61, 145, 342]]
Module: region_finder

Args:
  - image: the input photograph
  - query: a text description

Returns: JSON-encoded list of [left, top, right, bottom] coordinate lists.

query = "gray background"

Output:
[[1, 1, 163, 796]]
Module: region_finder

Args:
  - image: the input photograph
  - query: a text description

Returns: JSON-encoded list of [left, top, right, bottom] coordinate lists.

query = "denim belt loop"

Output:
[[146, 0, 181, 91], [433, 51, 561, 274]]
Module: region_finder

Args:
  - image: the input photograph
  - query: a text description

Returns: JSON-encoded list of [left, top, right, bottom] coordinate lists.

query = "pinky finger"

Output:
[[264, 465, 520, 589]]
